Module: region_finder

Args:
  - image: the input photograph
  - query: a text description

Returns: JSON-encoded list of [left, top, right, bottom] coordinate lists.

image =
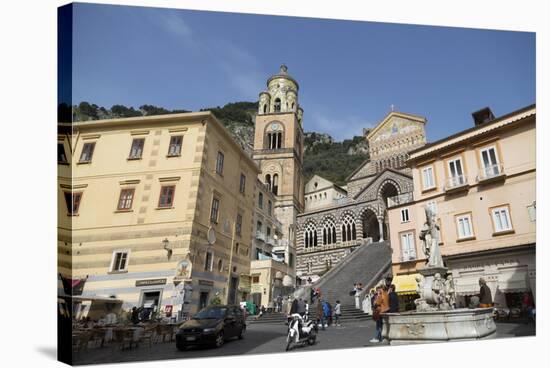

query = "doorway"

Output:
[[199, 292, 209, 310], [140, 290, 161, 320]]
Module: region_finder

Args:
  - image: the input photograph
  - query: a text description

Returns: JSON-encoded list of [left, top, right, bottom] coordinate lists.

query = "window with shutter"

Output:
[[158, 185, 175, 208], [79, 142, 96, 163], [129, 138, 145, 159], [167, 136, 183, 156]]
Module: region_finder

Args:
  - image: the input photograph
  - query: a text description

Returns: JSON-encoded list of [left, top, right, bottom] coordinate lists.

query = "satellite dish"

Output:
[[207, 228, 216, 245]]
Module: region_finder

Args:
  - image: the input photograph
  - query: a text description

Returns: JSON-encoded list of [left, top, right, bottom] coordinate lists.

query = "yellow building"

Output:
[[387, 104, 536, 310], [58, 111, 260, 319]]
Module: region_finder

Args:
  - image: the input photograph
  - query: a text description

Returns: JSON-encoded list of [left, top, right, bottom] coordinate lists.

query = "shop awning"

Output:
[[393, 274, 419, 295]]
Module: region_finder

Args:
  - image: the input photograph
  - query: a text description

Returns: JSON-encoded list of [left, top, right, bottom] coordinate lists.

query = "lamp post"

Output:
[[162, 238, 172, 259]]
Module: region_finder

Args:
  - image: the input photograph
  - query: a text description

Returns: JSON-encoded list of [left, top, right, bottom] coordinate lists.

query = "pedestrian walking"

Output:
[[521, 292, 534, 323], [388, 284, 399, 313], [334, 300, 342, 326], [370, 286, 389, 343], [478, 278, 493, 308], [277, 295, 283, 313], [322, 300, 331, 327], [316, 299, 325, 330]]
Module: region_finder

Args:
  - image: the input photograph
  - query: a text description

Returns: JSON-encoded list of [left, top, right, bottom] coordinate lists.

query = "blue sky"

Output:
[[71, 3, 535, 141]]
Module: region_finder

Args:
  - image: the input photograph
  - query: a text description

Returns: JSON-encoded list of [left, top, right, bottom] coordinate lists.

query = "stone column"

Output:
[[378, 217, 385, 242]]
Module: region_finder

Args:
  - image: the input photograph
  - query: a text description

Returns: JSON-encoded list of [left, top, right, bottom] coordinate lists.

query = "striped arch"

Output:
[[377, 178, 402, 201], [358, 205, 381, 220]]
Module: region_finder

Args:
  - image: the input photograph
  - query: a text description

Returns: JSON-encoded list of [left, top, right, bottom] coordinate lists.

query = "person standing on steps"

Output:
[[334, 300, 342, 326], [354, 283, 363, 309]]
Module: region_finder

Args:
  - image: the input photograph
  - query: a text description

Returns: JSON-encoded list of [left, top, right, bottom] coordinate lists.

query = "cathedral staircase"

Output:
[[248, 241, 392, 325], [295, 241, 392, 307]]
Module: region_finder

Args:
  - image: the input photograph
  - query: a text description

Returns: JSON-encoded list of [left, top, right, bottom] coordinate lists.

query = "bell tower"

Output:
[[253, 65, 305, 279]]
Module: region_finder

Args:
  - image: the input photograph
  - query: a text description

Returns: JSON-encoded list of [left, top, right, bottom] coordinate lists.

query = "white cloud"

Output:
[[149, 10, 266, 100], [156, 11, 193, 40]]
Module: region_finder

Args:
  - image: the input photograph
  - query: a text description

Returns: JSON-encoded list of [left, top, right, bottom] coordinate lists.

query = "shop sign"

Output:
[[135, 278, 167, 287]]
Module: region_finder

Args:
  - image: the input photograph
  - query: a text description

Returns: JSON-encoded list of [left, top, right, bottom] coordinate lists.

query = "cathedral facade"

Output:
[[296, 111, 427, 279]]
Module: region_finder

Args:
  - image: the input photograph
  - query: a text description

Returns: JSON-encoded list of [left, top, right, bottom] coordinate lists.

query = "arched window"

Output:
[[263, 104, 267, 114], [265, 174, 271, 191], [341, 214, 357, 242], [274, 98, 281, 112], [322, 218, 337, 245], [267, 132, 283, 150], [304, 223, 317, 248], [272, 174, 279, 195]]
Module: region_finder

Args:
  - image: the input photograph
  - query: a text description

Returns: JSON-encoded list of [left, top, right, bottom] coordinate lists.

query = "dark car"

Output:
[[176, 305, 246, 350]]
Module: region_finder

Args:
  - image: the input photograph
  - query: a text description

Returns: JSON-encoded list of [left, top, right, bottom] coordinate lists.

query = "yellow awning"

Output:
[[393, 274, 419, 295]]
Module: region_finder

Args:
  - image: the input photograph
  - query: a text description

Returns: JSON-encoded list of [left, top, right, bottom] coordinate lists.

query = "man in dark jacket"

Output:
[[479, 278, 493, 308], [388, 284, 399, 313]]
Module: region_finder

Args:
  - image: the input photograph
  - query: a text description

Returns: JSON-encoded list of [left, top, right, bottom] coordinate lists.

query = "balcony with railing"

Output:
[[400, 252, 417, 262], [255, 231, 266, 242], [387, 192, 413, 208], [476, 163, 506, 184], [444, 174, 469, 193], [266, 236, 275, 246]]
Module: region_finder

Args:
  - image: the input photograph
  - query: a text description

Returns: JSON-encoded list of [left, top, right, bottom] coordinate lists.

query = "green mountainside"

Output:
[[68, 101, 369, 186]]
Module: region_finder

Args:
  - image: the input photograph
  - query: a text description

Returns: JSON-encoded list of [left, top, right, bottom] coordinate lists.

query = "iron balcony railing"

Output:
[[476, 163, 505, 182], [255, 231, 266, 241], [387, 192, 413, 207], [444, 174, 468, 191], [401, 253, 417, 262]]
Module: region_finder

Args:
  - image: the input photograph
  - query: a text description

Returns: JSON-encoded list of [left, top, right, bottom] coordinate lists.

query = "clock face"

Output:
[[271, 123, 280, 130]]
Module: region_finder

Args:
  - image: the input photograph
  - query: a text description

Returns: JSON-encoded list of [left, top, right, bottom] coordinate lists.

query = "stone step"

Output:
[[300, 241, 392, 305]]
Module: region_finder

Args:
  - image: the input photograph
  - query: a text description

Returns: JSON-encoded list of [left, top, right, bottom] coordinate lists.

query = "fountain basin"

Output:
[[382, 308, 496, 345]]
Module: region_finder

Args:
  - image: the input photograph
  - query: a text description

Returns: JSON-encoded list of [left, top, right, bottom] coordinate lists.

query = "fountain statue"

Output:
[[381, 206, 496, 344]]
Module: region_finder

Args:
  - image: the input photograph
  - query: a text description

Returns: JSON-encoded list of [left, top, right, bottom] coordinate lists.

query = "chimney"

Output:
[[471, 107, 495, 126]]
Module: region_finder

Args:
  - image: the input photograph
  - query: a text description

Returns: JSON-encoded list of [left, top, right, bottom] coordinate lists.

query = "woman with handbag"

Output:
[[370, 286, 389, 343]]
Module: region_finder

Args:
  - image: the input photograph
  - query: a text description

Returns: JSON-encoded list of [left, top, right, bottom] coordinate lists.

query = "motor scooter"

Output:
[[285, 313, 317, 351]]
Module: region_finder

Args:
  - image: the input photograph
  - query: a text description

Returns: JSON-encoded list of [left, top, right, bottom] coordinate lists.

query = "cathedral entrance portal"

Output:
[[362, 209, 381, 242]]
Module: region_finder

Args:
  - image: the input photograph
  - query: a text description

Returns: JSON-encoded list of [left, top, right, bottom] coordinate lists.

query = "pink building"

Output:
[[388, 104, 536, 311]]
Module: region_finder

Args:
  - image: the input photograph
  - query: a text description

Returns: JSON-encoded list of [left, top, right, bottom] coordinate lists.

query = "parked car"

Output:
[[176, 305, 246, 350]]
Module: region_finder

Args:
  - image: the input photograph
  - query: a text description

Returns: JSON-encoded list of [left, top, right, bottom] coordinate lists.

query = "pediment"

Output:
[[305, 175, 336, 193], [367, 112, 426, 144]]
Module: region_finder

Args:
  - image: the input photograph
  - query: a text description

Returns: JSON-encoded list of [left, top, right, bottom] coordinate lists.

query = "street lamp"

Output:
[[162, 238, 172, 259]]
